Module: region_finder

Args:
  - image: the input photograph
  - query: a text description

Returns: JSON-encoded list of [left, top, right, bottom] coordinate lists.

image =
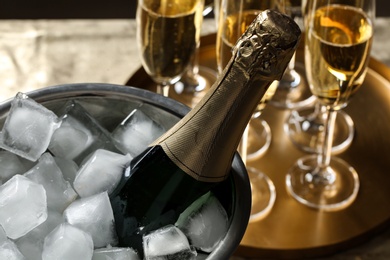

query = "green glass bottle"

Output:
[[110, 9, 301, 253]]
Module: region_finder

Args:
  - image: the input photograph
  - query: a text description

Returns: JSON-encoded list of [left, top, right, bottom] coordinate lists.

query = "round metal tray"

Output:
[[126, 34, 390, 259]]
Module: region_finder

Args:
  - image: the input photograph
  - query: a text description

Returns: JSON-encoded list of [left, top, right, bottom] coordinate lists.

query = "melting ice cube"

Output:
[[0, 238, 26, 260], [48, 101, 119, 164], [111, 109, 165, 157], [73, 149, 131, 198], [15, 210, 64, 260], [138, 103, 180, 130], [42, 223, 93, 260], [0, 93, 61, 161], [63, 191, 118, 248], [92, 247, 140, 260], [0, 226, 6, 242], [24, 153, 77, 213], [176, 192, 228, 253], [0, 175, 47, 239], [0, 150, 29, 184], [49, 124, 90, 161], [53, 156, 79, 184], [143, 225, 197, 260]]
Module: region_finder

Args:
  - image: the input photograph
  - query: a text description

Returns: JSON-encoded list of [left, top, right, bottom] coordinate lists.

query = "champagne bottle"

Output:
[[110, 9, 301, 251]]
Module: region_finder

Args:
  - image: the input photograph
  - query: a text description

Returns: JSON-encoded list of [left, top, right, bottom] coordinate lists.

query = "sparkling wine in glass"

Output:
[[284, 0, 356, 154], [216, 0, 278, 220], [136, 0, 204, 97], [286, 0, 375, 210]]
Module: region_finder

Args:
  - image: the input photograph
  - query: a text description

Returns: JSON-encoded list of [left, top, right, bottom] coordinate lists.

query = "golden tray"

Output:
[[126, 34, 390, 259]]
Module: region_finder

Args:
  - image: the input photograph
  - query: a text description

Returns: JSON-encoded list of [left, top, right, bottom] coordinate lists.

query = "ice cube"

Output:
[[24, 153, 78, 213], [64, 191, 118, 248], [0, 92, 61, 161], [111, 109, 165, 157], [0, 226, 6, 242], [0, 228, 24, 259], [139, 103, 180, 130], [53, 156, 79, 184], [15, 210, 64, 260], [92, 247, 140, 260], [143, 225, 197, 260], [42, 223, 93, 260], [0, 150, 29, 184], [73, 149, 131, 198], [176, 192, 228, 253], [0, 175, 47, 239], [49, 124, 90, 161], [0, 238, 26, 260], [48, 101, 119, 164]]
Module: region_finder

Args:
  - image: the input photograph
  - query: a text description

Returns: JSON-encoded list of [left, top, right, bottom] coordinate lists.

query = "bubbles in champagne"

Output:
[[138, 0, 203, 84], [306, 4, 373, 107]]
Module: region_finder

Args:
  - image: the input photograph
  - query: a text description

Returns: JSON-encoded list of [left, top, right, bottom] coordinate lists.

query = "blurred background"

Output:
[[0, 0, 386, 19]]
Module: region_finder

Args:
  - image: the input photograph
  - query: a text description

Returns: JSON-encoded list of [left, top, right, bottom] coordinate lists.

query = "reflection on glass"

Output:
[[136, 0, 204, 97], [286, 0, 375, 211], [284, 0, 356, 154]]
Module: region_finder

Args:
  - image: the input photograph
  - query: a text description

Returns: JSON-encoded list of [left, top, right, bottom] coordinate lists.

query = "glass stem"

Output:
[[317, 107, 337, 170], [283, 51, 296, 80], [287, 51, 296, 71], [313, 100, 322, 115], [185, 46, 201, 90], [191, 45, 201, 79], [174, 45, 203, 94], [156, 84, 169, 97], [239, 123, 250, 166]]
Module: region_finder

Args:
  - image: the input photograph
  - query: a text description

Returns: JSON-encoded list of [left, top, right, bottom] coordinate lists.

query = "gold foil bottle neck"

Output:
[[153, 10, 301, 182]]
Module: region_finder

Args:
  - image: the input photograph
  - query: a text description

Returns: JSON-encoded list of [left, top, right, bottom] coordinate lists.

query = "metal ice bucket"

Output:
[[0, 83, 251, 259]]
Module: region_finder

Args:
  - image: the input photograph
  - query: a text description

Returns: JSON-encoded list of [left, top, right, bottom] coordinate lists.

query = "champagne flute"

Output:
[[283, 0, 355, 154], [136, 0, 204, 97], [213, 0, 221, 28], [286, 0, 375, 210], [269, 0, 316, 109], [217, 0, 277, 220], [239, 83, 278, 221], [170, 0, 218, 108]]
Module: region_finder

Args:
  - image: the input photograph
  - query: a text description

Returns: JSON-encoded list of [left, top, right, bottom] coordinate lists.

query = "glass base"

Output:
[[269, 63, 316, 109], [286, 155, 359, 211], [169, 66, 217, 108], [285, 106, 354, 154], [246, 118, 272, 161], [248, 167, 276, 222]]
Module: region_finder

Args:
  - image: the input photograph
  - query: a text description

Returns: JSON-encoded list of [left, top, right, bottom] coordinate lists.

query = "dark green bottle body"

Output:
[[110, 145, 215, 251]]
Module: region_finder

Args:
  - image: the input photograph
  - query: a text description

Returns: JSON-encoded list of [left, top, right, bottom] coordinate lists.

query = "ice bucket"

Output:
[[0, 83, 251, 259]]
